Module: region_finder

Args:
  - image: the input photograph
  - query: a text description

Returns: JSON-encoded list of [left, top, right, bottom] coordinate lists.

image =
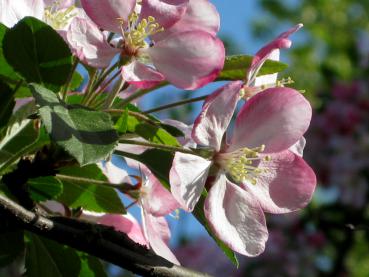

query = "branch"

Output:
[[0, 194, 212, 277]]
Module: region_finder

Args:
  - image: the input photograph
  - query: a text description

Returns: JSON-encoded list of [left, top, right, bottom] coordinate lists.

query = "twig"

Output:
[[0, 193, 212, 277]]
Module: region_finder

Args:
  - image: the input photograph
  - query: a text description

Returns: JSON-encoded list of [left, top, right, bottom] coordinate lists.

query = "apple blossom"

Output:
[[170, 82, 316, 256], [73, 0, 225, 89], [101, 157, 180, 264], [0, 0, 85, 33]]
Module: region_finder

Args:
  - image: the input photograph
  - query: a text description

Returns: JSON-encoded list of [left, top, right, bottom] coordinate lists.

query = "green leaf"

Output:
[[70, 72, 83, 90], [28, 176, 63, 202], [0, 119, 38, 166], [217, 54, 288, 81], [57, 164, 125, 214], [160, 123, 185, 137], [117, 148, 239, 266], [115, 107, 129, 133], [0, 230, 24, 266], [30, 83, 119, 166], [25, 234, 107, 277], [0, 23, 20, 81], [126, 115, 180, 147], [114, 103, 182, 145], [3, 17, 72, 92], [118, 148, 173, 189], [0, 80, 15, 130], [0, 99, 49, 173]]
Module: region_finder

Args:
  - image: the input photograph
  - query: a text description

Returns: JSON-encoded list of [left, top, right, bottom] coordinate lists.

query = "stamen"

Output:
[[120, 13, 164, 56], [276, 77, 294, 87], [217, 145, 270, 184], [44, 1, 77, 30], [241, 77, 295, 99]]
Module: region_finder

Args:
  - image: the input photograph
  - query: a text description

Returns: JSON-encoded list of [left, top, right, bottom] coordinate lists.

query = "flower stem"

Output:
[[118, 139, 200, 156], [119, 82, 168, 107], [81, 69, 99, 105], [85, 71, 122, 107], [55, 174, 135, 193], [144, 94, 208, 113], [91, 60, 120, 92], [61, 57, 79, 101]]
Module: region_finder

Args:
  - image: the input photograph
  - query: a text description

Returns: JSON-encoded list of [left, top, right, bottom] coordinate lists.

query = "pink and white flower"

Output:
[[72, 0, 225, 89], [101, 157, 181, 264], [170, 82, 316, 256], [0, 0, 85, 34]]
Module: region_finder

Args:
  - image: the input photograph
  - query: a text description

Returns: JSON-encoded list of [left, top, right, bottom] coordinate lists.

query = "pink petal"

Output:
[[253, 49, 279, 87], [204, 174, 268, 256], [140, 0, 188, 29], [117, 141, 149, 155], [244, 150, 316, 214], [121, 60, 165, 89], [67, 18, 119, 68], [289, 137, 306, 157], [0, 0, 44, 27], [229, 87, 312, 153], [162, 119, 195, 147], [192, 81, 243, 151], [141, 171, 180, 216], [99, 213, 148, 246], [152, 0, 220, 41], [147, 31, 225, 90], [43, 200, 67, 215], [169, 152, 212, 212], [246, 24, 302, 85], [142, 210, 179, 264], [81, 0, 136, 33], [43, 0, 74, 9]]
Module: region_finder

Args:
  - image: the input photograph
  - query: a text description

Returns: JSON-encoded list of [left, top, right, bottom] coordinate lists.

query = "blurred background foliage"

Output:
[[253, 0, 369, 107]]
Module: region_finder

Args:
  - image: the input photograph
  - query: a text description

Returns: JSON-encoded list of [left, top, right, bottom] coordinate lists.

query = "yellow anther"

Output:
[[217, 144, 270, 184], [44, 1, 77, 29]]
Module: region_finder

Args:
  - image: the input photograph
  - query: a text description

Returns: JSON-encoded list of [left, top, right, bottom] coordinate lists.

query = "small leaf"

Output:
[[28, 176, 63, 202], [0, 23, 20, 81], [30, 83, 119, 166], [217, 54, 288, 81], [0, 80, 15, 130], [126, 116, 180, 146], [118, 148, 173, 189], [0, 229, 24, 266], [3, 17, 72, 91], [0, 119, 38, 168], [25, 233, 107, 277], [57, 164, 125, 214], [114, 107, 129, 133], [159, 123, 185, 137], [70, 72, 83, 90]]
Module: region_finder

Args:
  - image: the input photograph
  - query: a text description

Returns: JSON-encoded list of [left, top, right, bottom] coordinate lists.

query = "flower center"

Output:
[[119, 13, 164, 56], [44, 1, 77, 30], [217, 145, 270, 184]]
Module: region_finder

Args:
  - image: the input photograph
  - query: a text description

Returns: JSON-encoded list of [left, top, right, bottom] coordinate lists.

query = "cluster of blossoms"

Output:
[[1, 0, 316, 266]]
